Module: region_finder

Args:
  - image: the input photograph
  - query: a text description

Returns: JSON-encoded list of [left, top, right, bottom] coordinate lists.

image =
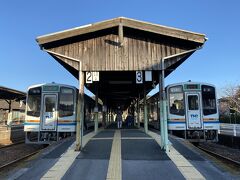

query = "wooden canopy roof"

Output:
[[0, 86, 26, 100], [36, 17, 206, 110], [37, 17, 205, 45]]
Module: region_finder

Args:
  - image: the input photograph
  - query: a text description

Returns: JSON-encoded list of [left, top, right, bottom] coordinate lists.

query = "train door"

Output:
[[185, 93, 202, 129], [41, 94, 58, 131]]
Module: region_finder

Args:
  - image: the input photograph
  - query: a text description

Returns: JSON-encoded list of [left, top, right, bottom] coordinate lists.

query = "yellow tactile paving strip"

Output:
[[147, 130, 206, 180], [91, 137, 114, 140], [106, 130, 122, 180], [41, 130, 100, 180], [121, 137, 152, 140], [91, 137, 152, 140]]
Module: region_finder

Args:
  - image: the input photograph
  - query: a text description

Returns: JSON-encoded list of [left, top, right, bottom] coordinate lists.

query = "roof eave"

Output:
[[36, 17, 206, 46]]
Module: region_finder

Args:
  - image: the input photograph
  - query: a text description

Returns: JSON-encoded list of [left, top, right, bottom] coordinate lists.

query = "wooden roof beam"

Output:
[[118, 19, 124, 46]]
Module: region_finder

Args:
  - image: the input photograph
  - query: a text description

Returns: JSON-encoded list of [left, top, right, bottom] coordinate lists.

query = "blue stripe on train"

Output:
[[58, 123, 76, 126], [203, 121, 219, 124], [168, 121, 219, 124], [24, 123, 40, 125], [24, 123, 76, 126], [168, 122, 185, 124]]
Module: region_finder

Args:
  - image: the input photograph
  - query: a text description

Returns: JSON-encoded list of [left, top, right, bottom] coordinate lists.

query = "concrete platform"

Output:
[[7, 128, 240, 180]]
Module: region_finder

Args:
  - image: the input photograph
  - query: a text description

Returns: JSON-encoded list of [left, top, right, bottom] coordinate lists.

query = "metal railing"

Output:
[[219, 123, 240, 137]]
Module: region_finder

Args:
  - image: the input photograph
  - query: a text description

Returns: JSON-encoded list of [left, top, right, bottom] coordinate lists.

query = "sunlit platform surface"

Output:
[[8, 127, 239, 180]]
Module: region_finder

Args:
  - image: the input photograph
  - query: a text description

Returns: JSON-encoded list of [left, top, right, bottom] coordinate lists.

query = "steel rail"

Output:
[[198, 145, 240, 167], [0, 141, 24, 150], [0, 149, 43, 170]]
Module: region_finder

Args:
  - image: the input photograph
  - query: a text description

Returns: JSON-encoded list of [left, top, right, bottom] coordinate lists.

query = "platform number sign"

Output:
[[136, 71, 143, 84], [92, 72, 99, 81], [86, 72, 93, 83]]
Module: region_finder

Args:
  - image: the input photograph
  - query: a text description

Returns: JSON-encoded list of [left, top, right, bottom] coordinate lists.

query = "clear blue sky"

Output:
[[1, 0, 240, 98]]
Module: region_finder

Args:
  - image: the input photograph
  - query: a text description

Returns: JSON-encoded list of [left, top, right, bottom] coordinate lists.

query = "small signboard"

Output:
[[136, 71, 143, 84], [145, 71, 152, 81], [42, 85, 59, 92], [92, 72, 99, 81], [86, 72, 93, 83]]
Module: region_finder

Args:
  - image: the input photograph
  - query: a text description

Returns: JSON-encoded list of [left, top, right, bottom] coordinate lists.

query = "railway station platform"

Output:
[[9, 126, 238, 180]]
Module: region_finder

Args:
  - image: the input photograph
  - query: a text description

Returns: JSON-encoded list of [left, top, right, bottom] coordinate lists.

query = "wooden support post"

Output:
[[94, 87, 99, 133], [8, 100, 12, 125], [144, 86, 148, 133], [118, 22, 124, 46], [76, 61, 85, 151]]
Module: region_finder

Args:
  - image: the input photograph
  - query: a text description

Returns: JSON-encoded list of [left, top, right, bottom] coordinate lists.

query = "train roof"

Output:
[[26, 83, 101, 105], [166, 81, 216, 88], [27, 83, 77, 91], [148, 81, 216, 101]]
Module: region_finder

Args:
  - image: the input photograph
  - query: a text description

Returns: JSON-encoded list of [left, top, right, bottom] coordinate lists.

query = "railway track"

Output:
[[0, 142, 46, 171], [197, 145, 240, 167], [0, 141, 25, 150], [148, 125, 240, 167], [0, 149, 42, 170]]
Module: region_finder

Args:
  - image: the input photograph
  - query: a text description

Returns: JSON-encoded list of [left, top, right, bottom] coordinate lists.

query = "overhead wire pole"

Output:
[[158, 47, 203, 152]]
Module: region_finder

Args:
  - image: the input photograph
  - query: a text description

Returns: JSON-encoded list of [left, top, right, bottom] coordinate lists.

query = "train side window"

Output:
[[201, 85, 217, 115], [169, 86, 184, 116], [27, 87, 41, 117], [59, 87, 74, 117]]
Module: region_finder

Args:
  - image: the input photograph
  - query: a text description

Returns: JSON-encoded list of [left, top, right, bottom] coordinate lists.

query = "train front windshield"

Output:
[[169, 86, 185, 116], [59, 87, 74, 117], [201, 85, 217, 115], [27, 87, 41, 117]]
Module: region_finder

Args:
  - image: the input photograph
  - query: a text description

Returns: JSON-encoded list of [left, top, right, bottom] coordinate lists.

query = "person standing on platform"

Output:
[[116, 107, 122, 129]]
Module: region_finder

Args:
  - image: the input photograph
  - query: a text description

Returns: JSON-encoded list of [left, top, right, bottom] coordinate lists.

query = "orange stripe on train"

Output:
[[169, 118, 185, 121], [26, 120, 40, 122], [58, 120, 76, 124], [203, 118, 218, 121]]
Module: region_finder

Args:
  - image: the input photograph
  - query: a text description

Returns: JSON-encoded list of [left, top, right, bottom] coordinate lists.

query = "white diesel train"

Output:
[[24, 83, 100, 144], [146, 82, 219, 142]]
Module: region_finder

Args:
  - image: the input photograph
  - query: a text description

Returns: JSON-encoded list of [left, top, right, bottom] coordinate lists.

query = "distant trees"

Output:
[[223, 84, 240, 114], [219, 84, 240, 124]]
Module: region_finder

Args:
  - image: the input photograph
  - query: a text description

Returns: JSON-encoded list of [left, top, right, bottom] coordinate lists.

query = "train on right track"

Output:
[[141, 81, 219, 142]]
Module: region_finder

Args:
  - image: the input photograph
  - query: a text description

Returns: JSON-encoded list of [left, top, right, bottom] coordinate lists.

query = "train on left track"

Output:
[[24, 83, 102, 144]]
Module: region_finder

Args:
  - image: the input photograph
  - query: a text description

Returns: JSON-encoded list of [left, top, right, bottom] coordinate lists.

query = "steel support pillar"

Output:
[[137, 98, 140, 128], [137, 97, 140, 128], [76, 62, 84, 151], [94, 88, 99, 133], [159, 58, 169, 152], [144, 86, 148, 133]]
